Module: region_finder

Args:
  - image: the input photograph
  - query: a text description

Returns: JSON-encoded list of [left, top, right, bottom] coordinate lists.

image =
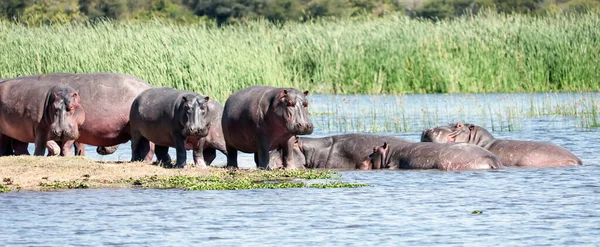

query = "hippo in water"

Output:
[[130, 87, 213, 168], [269, 134, 501, 170], [268, 134, 411, 169], [0, 73, 153, 156], [421, 122, 583, 167], [0, 80, 85, 155], [222, 86, 313, 169], [365, 142, 502, 171]]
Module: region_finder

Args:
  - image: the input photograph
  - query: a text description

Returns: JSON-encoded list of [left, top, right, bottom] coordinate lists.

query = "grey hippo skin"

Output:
[[421, 122, 583, 167], [0, 73, 152, 156], [222, 86, 313, 169], [129, 87, 212, 168], [268, 134, 410, 169], [366, 142, 502, 171], [0, 80, 85, 155], [269, 134, 500, 170]]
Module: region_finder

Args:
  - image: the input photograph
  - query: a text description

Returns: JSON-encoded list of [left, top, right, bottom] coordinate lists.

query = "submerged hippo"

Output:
[[366, 142, 502, 171], [130, 87, 212, 168], [269, 134, 500, 170], [0, 73, 153, 156], [421, 122, 582, 167], [268, 134, 411, 169], [222, 86, 313, 169], [0, 81, 85, 155]]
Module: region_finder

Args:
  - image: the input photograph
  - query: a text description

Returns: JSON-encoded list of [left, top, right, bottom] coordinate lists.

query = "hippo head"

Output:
[[421, 122, 470, 143], [421, 122, 493, 147], [180, 94, 211, 137], [367, 142, 390, 169], [47, 85, 85, 141], [268, 136, 307, 170], [273, 89, 313, 135]]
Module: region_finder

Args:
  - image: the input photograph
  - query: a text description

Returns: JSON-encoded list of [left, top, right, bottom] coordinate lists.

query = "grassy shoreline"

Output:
[[1, 12, 599, 101], [0, 156, 367, 192]]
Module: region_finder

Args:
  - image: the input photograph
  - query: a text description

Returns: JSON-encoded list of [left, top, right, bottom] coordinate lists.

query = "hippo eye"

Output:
[[286, 99, 295, 107], [200, 104, 207, 111], [184, 104, 191, 111], [303, 101, 308, 107]]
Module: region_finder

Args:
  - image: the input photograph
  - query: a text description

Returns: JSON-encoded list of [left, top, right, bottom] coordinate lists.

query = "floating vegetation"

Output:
[[0, 184, 9, 193], [39, 180, 90, 190], [471, 210, 484, 215], [130, 169, 368, 191]]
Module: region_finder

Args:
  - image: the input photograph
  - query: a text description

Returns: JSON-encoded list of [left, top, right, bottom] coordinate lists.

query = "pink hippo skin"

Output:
[[0, 80, 85, 155], [366, 142, 502, 171], [0, 73, 152, 157], [421, 122, 582, 167]]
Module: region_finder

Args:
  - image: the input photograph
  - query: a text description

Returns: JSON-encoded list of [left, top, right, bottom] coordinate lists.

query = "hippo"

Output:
[[268, 134, 500, 170], [365, 142, 502, 171], [421, 122, 583, 167], [268, 134, 411, 169], [0, 81, 85, 155], [130, 87, 213, 168], [0, 73, 153, 156], [222, 86, 313, 169]]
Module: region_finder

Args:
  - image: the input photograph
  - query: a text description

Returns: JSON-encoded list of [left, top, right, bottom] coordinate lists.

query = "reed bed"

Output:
[[1, 12, 599, 102]]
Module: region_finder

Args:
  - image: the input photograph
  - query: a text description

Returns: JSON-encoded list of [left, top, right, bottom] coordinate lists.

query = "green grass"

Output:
[[130, 169, 368, 190], [1, 12, 599, 101], [0, 184, 10, 193], [39, 180, 89, 190]]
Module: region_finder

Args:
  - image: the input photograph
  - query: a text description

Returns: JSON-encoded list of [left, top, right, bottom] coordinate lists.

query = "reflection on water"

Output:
[[3, 93, 600, 246]]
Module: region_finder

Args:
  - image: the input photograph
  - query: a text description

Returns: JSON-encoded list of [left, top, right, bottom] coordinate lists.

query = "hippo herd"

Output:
[[0, 72, 583, 171]]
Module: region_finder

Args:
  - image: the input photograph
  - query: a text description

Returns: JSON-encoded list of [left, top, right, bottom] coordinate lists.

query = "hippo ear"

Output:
[[303, 90, 309, 96], [469, 125, 475, 131], [204, 96, 210, 102], [283, 89, 288, 95], [382, 142, 388, 151], [72, 92, 80, 105], [181, 96, 188, 102]]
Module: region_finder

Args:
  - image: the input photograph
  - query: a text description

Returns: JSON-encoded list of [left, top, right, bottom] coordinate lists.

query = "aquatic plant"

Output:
[[131, 169, 368, 190], [0, 184, 10, 193], [39, 180, 89, 190]]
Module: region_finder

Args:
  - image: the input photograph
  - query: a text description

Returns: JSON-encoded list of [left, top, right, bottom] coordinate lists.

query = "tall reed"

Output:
[[1, 12, 599, 101]]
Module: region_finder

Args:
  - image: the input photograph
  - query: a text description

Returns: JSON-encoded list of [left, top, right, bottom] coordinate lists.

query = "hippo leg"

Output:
[[0, 134, 14, 156], [193, 139, 207, 168], [46, 141, 61, 156], [34, 127, 49, 156], [154, 145, 172, 167], [145, 142, 155, 163], [131, 132, 151, 163], [173, 133, 187, 168], [225, 144, 239, 169], [203, 147, 217, 166], [255, 137, 271, 170], [12, 139, 29, 155], [60, 140, 75, 157], [281, 137, 302, 170], [74, 142, 85, 156]]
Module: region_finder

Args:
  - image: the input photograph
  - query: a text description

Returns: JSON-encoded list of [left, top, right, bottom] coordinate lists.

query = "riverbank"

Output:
[[1, 12, 599, 101], [0, 156, 366, 192]]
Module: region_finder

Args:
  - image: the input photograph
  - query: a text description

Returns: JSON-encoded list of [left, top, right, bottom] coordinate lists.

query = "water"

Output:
[[2, 93, 600, 246]]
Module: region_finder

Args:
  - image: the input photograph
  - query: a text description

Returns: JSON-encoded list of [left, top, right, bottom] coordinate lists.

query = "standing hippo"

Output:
[[421, 122, 583, 167], [130, 87, 212, 168], [222, 86, 313, 169], [365, 142, 502, 171], [269, 134, 411, 170], [0, 81, 85, 155], [0, 73, 153, 156]]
